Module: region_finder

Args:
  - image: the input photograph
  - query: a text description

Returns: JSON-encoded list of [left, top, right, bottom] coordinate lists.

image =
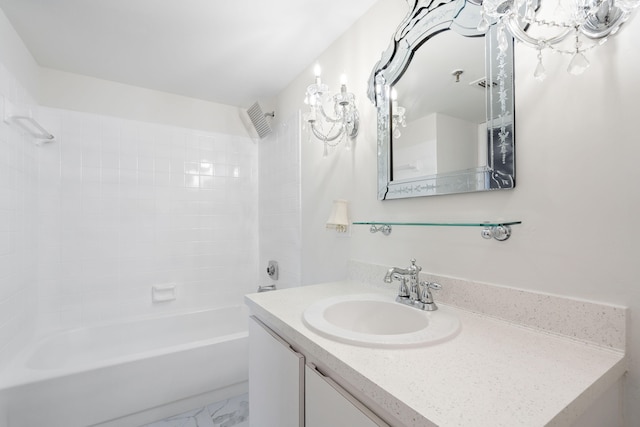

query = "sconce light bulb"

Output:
[[391, 88, 398, 101], [314, 63, 322, 77], [340, 74, 348, 85]]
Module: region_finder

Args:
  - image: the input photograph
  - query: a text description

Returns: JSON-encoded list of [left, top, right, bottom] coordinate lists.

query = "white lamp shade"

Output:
[[326, 199, 349, 231]]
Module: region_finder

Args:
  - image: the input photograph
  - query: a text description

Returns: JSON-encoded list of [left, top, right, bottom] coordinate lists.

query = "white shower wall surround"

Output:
[[34, 106, 259, 335], [0, 62, 39, 370], [258, 112, 301, 290]]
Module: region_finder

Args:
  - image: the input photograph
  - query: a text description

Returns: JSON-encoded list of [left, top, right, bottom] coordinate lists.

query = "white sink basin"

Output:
[[302, 293, 460, 347]]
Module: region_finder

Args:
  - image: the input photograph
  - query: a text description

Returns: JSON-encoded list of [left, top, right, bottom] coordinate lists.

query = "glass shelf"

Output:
[[352, 221, 521, 241], [353, 221, 521, 227]]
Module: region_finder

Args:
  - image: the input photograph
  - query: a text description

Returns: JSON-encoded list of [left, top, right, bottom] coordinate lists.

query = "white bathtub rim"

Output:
[[30, 303, 248, 342], [0, 305, 248, 390]]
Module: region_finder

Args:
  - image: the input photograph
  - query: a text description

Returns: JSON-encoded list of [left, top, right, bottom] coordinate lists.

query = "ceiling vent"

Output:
[[469, 77, 498, 89]]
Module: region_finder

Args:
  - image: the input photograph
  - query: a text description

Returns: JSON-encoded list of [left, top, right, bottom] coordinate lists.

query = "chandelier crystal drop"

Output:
[[480, 0, 639, 77]]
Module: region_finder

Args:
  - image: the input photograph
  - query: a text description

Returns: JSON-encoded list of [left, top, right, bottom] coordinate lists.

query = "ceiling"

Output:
[[0, 0, 379, 108]]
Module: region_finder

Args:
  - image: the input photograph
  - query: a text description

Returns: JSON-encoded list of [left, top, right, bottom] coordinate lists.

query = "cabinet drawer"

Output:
[[305, 363, 389, 427]]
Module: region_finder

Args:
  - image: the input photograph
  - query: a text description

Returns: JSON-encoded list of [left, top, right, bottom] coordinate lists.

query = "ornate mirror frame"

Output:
[[368, 0, 515, 200]]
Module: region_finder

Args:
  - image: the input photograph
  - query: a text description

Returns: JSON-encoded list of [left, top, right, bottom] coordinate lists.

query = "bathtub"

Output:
[[0, 306, 249, 427]]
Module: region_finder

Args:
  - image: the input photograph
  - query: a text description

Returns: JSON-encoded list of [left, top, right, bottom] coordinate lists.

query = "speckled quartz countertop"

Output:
[[245, 279, 626, 427]]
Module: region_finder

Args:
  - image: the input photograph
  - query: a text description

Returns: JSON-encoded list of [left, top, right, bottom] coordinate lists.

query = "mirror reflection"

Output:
[[391, 31, 486, 181]]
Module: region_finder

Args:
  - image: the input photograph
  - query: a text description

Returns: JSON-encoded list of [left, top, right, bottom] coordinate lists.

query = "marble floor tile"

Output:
[[143, 393, 249, 427]]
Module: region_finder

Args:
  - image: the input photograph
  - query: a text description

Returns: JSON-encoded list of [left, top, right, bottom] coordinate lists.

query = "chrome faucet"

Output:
[[384, 259, 441, 311], [384, 259, 421, 299]]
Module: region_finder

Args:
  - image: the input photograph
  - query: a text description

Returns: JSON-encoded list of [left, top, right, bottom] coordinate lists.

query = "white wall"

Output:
[[270, 0, 408, 285], [272, 0, 640, 424], [38, 68, 248, 137]]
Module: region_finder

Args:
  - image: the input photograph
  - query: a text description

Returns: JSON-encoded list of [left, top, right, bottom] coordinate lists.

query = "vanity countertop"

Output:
[[245, 280, 626, 427]]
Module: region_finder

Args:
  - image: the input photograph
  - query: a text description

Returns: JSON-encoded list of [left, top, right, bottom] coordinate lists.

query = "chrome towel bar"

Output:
[[3, 97, 55, 143], [7, 115, 55, 141]]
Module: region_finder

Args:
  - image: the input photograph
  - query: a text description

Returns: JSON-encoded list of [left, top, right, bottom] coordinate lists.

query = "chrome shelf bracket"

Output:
[[481, 224, 512, 241], [369, 224, 392, 235]]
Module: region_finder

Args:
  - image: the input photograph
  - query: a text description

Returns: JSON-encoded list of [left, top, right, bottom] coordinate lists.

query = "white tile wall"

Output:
[[0, 55, 261, 356], [34, 107, 259, 334], [258, 113, 301, 289], [0, 63, 38, 367]]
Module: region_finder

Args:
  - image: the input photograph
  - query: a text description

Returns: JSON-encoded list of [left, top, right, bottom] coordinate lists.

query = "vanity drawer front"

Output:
[[305, 364, 389, 427]]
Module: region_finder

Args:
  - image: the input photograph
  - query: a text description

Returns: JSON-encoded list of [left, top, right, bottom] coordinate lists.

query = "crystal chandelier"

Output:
[[391, 88, 407, 139], [303, 64, 359, 156], [479, 0, 639, 80]]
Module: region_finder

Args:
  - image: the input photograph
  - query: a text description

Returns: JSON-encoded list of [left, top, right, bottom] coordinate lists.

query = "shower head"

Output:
[[244, 102, 275, 139]]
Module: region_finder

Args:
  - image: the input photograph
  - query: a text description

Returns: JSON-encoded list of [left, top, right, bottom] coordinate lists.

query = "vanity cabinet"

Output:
[[249, 316, 304, 427], [249, 316, 389, 427], [246, 280, 627, 426]]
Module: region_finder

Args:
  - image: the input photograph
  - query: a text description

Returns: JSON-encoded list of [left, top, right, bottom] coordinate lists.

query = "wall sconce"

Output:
[[479, 0, 639, 79], [303, 64, 359, 156], [326, 199, 349, 233], [391, 88, 406, 139]]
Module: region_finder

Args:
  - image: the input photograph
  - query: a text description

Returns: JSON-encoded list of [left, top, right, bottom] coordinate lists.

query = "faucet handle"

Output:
[[423, 281, 441, 291], [418, 281, 441, 305], [397, 277, 410, 298]]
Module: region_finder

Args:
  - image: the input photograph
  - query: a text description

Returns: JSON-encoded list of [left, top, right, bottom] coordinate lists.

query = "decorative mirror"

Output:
[[368, 0, 515, 200]]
